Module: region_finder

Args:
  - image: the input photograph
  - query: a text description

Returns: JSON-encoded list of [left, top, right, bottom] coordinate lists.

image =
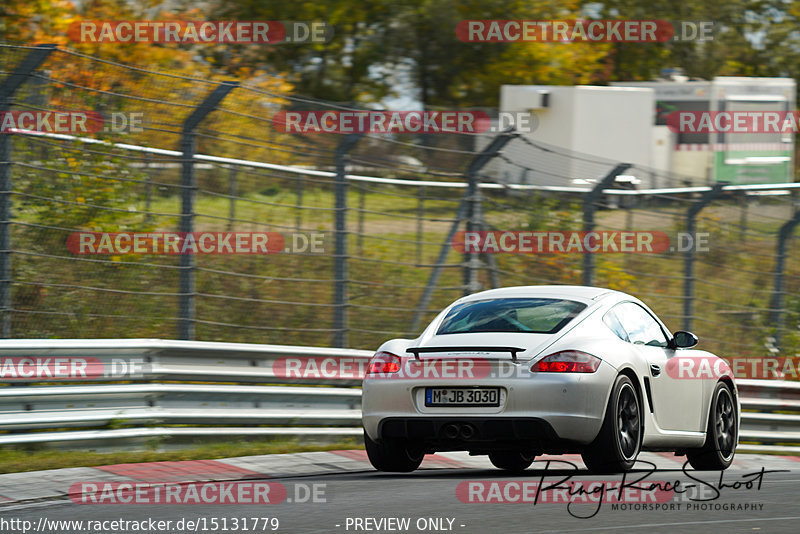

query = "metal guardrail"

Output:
[[736, 379, 800, 453], [0, 339, 798, 453], [0, 339, 371, 446]]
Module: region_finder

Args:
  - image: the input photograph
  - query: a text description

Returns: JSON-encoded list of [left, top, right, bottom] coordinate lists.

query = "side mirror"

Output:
[[669, 330, 698, 349]]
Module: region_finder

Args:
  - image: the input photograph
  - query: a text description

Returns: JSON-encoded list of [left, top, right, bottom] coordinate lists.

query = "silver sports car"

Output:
[[362, 285, 739, 473]]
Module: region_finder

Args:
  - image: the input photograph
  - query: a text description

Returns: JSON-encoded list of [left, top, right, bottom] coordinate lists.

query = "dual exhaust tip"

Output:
[[443, 423, 476, 440]]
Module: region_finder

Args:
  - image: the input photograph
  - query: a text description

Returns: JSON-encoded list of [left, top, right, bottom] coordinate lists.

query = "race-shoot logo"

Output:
[[456, 460, 785, 519]]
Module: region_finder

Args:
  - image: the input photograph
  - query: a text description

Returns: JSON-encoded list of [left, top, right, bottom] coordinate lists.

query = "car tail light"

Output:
[[367, 351, 401, 374], [531, 350, 601, 373]]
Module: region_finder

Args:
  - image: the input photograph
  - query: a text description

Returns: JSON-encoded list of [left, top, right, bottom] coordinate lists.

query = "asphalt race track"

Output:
[[1, 452, 799, 534]]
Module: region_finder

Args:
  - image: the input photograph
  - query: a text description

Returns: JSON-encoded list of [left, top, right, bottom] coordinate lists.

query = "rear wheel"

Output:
[[363, 431, 424, 472], [488, 451, 535, 472], [582, 375, 642, 473], [686, 382, 737, 470]]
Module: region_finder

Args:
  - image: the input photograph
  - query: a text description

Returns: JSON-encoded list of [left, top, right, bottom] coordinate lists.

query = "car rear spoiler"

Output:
[[405, 346, 525, 362]]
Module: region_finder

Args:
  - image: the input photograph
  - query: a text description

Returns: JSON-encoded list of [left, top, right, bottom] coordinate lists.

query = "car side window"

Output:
[[603, 308, 629, 342], [613, 302, 669, 347]]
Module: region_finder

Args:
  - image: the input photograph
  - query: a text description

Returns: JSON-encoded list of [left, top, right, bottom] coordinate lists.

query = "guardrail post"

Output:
[[333, 133, 362, 348], [177, 81, 237, 340], [582, 163, 632, 286], [0, 43, 56, 339], [682, 183, 725, 332], [769, 209, 800, 350], [410, 130, 517, 332]]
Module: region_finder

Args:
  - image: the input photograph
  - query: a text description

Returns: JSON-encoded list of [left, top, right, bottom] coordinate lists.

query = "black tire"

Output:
[[488, 451, 535, 472], [363, 431, 424, 472], [582, 374, 642, 473], [686, 382, 737, 470]]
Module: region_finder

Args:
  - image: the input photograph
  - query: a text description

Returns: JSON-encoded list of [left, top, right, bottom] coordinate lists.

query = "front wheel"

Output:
[[582, 375, 642, 473], [488, 451, 535, 472], [686, 382, 737, 470], [364, 431, 424, 472]]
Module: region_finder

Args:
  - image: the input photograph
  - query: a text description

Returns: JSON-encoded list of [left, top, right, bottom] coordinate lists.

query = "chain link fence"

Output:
[[1, 43, 799, 359]]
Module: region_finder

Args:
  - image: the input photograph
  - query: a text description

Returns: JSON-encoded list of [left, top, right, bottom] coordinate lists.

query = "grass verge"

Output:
[[0, 437, 363, 474]]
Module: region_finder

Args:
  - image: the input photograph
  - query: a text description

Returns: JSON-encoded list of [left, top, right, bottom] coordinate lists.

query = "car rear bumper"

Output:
[[376, 416, 585, 453], [361, 360, 617, 448]]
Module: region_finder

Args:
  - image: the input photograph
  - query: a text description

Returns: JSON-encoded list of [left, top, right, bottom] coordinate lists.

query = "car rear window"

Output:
[[436, 298, 587, 335]]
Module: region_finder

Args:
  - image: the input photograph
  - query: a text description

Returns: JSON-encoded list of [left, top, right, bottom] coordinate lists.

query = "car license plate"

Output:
[[425, 387, 500, 407]]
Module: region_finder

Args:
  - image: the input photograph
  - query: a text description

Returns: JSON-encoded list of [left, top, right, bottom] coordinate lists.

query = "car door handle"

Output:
[[650, 364, 661, 377]]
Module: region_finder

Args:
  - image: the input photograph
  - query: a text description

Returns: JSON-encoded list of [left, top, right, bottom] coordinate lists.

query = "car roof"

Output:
[[458, 285, 621, 303]]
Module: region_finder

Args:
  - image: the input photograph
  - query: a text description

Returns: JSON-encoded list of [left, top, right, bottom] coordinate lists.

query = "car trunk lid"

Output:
[[407, 333, 555, 362]]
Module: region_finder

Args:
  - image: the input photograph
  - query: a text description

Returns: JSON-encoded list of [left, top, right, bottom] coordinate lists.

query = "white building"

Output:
[[612, 77, 795, 185], [493, 77, 796, 188], [495, 84, 656, 188]]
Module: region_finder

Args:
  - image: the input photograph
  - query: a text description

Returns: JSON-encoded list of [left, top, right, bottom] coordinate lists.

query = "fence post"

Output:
[[333, 133, 362, 348], [177, 81, 237, 340], [682, 183, 725, 332], [739, 193, 748, 243], [295, 174, 304, 230], [227, 166, 237, 231], [0, 43, 55, 339], [581, 163, 632, 286], [143, 152, 153, 224], [769, 209, 800, 351], [410, 129, 517, 332], [463, 171, 484, 294], [416, 186, 425, 265], [482, 241, 501, 288], [357, 185, 365, 257], [466, 183, 501, 290]]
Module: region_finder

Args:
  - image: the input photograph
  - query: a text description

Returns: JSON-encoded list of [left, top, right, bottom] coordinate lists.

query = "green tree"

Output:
[[209, 0, 609, 107], [580, 0, 800, 82]]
